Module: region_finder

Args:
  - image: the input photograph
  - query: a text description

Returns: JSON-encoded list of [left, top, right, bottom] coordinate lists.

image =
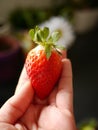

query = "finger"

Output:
[[48, 87, 58, 106], [0, 123, 18, 130], [0, 78, 34, 124], [48, 50, 67, 106], [56, 59, 73, 112], [61, 50, 67, 58], [15, 122, 27, 130], [15, 66, 29, 93]]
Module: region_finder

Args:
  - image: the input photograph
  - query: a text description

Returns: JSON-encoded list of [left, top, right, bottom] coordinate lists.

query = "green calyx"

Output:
[[29, 26, 65, 59]]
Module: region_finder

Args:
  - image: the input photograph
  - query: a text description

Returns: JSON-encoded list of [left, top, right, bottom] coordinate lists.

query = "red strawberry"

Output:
[[25, 26, 64, 99]]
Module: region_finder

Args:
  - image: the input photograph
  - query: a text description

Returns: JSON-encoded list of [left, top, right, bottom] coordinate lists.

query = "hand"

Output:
[[0, 58, 77, 130]]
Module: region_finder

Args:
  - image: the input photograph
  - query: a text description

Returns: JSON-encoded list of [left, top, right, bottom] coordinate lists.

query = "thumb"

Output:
[[0, 70, 34, 124], [61, 49, 67, 59]]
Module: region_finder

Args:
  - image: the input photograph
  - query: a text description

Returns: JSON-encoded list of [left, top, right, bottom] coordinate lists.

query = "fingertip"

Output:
[[15, 66, 30, 92], [63, 58, 72, 68], [61, 49, 67, 58], [62, 58, 72, 77]]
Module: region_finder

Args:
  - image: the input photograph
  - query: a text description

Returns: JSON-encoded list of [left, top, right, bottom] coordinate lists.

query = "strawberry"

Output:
[[25, 26, 64, 99]]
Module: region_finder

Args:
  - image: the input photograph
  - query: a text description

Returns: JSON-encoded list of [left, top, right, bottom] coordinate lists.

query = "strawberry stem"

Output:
[[29, 26, 65, 59]]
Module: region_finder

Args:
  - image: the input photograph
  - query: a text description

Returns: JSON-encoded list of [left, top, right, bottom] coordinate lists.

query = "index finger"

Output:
[[15, 66, 30, 93]]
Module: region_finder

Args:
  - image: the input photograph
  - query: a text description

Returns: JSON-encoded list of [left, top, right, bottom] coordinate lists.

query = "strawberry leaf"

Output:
[[51, 31, 61, 43], [35, 26, 40, 33], [48, 36, 53, 43], [37, 27, 49, 43], [43, 27, 49, 40], [45, 44, 52, 59], [37, 30, 43, 42], [29, 29, 35, 40]]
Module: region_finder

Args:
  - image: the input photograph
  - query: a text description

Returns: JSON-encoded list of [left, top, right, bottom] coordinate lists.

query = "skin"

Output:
[[0, 57, 77, 130]]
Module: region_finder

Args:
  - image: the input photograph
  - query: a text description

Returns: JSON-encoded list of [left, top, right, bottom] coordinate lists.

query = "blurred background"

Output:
[[0, 0, 98, 129]]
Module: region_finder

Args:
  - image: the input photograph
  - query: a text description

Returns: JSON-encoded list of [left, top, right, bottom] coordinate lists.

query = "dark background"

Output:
[[0, 23, 98, 124], [68, 24, 98, 123]]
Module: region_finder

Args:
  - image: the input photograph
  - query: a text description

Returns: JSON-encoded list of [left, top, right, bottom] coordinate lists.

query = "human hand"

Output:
[[0, 58, 77, 130]]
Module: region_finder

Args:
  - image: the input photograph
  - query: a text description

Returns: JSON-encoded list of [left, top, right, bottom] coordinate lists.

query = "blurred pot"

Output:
[[0, 35, 24, 83]]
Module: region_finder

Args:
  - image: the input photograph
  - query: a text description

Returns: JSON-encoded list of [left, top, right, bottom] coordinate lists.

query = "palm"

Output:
[[18, 88, 76, 130]]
